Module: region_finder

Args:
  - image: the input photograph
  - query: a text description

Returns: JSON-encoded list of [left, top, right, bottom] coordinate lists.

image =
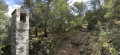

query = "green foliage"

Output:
[[84, 7, 106, 31], [70, 17, 84, 30], [72, 1, 86, 17], [0, 0, 8, 26], [0, 0, 9, 54], [88, 0, 120, 55], [24, 0, 87, 34], [47, 0, 75, 33]]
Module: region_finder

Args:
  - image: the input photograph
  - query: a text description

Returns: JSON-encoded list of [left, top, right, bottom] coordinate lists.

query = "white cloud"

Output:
[[6, 1, 10, 4], [14, 5, 21, 8], [7, 6, 14, 17], [7, 5, 21, 17], [68, 0, 89, 6]]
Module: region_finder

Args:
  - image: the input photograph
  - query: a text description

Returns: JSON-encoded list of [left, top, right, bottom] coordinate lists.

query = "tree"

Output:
[[44, 0, 52, 37], [24, 0, 52, 37], [86, 0, 120, 54], [24, 0, 73, 34], [73, 2, 86, 17], [90, 0, 100, 10], [24, 0, 37, 36], [0, 0, 8, 54], [47, 0, 74, 33]]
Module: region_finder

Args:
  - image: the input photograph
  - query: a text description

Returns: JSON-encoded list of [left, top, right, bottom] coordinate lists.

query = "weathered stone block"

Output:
[[16, 22, 29, 30]]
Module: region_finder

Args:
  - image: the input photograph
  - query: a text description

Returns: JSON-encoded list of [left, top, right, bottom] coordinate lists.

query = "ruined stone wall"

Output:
[[11, 11, 17, 55], [11, 7, 29, 55]]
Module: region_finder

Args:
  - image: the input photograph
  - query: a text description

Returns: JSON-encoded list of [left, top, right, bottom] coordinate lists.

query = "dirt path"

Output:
[[51, 30, 91, 55]]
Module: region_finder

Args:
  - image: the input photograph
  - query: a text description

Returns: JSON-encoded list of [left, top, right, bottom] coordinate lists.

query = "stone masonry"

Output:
[[11, 6, 29, 55]]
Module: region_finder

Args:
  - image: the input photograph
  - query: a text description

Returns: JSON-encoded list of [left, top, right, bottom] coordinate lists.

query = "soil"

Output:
[[46, 29, 92, 55]]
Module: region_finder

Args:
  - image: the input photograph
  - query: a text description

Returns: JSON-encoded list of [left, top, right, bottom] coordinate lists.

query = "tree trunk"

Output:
[[35, 25, 38, 37], [0, 42, 1, 55], [44, 17, 48, 37], [25, 0, 38, 37], [43, 0, 51, 37]]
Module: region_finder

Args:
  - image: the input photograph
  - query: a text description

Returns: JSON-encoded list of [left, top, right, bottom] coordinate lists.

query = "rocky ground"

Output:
[[30, 29, 92, 55], [50, 30, 91, 55]]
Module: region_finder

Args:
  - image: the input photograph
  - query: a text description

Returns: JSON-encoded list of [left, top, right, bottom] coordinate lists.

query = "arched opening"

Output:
[[20, 13, 26, 22]]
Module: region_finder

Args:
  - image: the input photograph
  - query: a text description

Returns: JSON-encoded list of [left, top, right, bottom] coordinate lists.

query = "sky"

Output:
[[69, 0, 89, 5], [4, 0, 89, 17], [4, 0, 23, 17]]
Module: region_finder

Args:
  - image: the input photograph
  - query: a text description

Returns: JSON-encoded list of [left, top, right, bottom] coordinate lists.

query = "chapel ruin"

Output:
[[11, 6, 29, 55]]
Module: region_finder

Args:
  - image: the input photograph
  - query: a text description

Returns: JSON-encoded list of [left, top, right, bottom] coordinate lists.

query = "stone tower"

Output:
[[11, 6, 29, 55]]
